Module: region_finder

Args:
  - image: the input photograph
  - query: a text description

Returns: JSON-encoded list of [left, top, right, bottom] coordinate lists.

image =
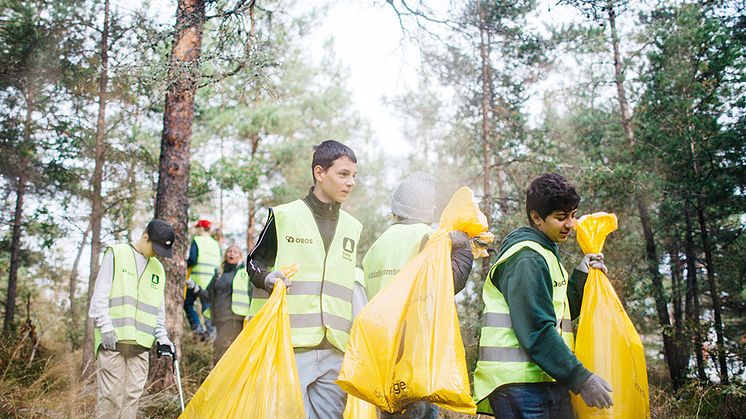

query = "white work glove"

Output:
[[577, 253, 607, 275], [101, 330, 117, 351], [264, 270, 291, 292], [186, 279, 200, 293], [579, 373, 613, 409]]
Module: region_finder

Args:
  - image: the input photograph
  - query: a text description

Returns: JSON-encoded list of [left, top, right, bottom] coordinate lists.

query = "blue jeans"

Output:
[[488, 383, 573, 419], [183, 288, 214, 333]]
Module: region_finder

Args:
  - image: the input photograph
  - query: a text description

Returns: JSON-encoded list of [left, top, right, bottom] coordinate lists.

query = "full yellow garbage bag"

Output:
[[571, 213, 650, 419], [181, 281, 304, 419], [337, 186, 484, 415], [343, 395, 378, 419]]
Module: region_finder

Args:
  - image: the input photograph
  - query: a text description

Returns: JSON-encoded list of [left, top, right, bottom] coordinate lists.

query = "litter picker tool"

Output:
[[157, 343, 185, 412]]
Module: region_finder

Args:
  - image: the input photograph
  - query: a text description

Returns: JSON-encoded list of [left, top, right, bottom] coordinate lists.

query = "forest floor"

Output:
[[1, 329, 744, 418]]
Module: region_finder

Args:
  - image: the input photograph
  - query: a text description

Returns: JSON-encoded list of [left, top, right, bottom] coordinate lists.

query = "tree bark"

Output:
[[607, 3, 685, 387], [684, 201, 707, 381], [149, 0, 206, 388], [82, 0, 110, 376], [4, 85, 34, 333], [478, 2, 492, 274], [69, 224, 91, 349], [695, 205, 728, 383], [4, 167, 27, 333], [668, 235, 689, 388]]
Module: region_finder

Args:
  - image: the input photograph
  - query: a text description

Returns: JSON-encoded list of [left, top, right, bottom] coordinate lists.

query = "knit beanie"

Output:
[[391, 171, 437, 223]]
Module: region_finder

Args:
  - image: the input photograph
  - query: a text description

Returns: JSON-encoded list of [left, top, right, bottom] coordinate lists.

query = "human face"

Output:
[[531, 208, 578, 243], [139, 234, 157, 258], [224, 246, 241, 264], [313, 156, 357, 203]]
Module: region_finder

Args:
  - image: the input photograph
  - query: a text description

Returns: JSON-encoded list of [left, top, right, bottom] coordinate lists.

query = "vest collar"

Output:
[[305, 187, 341, 218]]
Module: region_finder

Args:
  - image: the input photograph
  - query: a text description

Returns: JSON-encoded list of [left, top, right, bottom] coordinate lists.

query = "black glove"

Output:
[[449, 230, 469, 248]]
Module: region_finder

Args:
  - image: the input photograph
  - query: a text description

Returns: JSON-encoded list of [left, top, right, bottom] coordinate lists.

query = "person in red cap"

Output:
[[184, 218, 221, 338]]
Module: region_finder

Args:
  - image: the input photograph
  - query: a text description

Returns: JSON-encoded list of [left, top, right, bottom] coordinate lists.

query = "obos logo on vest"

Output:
[[342, 237, 355, 261], [286, 235, 313, 244]]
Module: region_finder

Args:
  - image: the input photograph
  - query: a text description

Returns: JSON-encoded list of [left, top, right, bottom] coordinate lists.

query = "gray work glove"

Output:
[[264, 270, 291, 292], [449, 230, 470, 249], [577, 253, 608, 275], [579, 373, 613, 409], [101, 330, 117, 351], [186, 279, 200, 293]]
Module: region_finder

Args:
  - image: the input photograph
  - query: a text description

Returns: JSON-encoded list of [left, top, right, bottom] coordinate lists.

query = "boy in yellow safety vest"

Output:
[[88, 219, 175, 419], [473, 174, 612, 418], [247, 140, 361, 418]]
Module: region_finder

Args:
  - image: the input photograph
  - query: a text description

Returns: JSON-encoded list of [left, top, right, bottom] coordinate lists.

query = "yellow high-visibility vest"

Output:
[[94, 244, 165, 353], [473, 240, 575, 414], [361, 223, 433, 299], [248, 199, 362, 352], [191, 235, 221, 288]]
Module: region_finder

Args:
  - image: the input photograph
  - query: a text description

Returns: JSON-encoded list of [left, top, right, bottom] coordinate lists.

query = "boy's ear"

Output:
[[313, 164, 326, 183], [142, 232, 150, 242], [529, 210, 543, 226]]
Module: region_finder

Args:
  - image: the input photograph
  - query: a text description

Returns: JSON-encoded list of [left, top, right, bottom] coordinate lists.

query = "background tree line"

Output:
[[0, 0, 743, 416]]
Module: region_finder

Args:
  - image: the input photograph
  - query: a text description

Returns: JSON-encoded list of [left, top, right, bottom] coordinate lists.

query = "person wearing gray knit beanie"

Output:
[[362, 171, 474, 419], [391, 171, 437, 224]]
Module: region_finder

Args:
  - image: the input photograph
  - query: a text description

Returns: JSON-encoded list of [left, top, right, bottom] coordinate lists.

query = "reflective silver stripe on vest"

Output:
[[109, 296, 159, 316], [322, 282, 353, 301], [479, 346, 532, 363], [253, 281, 330, 299], [191, 270, 213, 277], [232, 301, 251, 309], [484, 312, 573, 333], [483, 312, 513, 328], [290, 313, 323, 328], [324, 313, 352, 332], [111, 317, 156, 335]]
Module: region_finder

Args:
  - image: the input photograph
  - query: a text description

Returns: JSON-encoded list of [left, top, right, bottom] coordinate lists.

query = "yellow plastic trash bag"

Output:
[[181, 281, 304, 419], [337, 186, 484, 415], [343, 395, 378, 419], [571, 212, 650, 419]]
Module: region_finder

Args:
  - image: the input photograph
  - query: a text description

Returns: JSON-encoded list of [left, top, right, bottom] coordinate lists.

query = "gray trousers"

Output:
[[295, 348, 347, 419]]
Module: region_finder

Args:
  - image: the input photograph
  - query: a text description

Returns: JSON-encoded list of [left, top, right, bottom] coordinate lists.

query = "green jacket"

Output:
[[489, 226, 591, 392]]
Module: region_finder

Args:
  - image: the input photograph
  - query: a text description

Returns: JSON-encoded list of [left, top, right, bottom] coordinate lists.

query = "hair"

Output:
[[218, 244, 243, 276], [526, 173, 581, 226], [311, 140, 357, 183]]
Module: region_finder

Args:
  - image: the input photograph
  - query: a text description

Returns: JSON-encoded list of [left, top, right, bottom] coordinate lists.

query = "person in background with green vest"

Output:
[[473, 173, 612, 418], [88, 219, 176, 419], [185, 218, 221, 338], [187, 243, 250, 365], [361, 171, 474, 419], [247, 140, 361, 419]]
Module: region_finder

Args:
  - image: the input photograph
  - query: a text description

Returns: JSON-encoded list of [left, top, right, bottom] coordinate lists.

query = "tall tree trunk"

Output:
[[4, 85, 34, 333], [246, 132, 260, 252], [668, 235, 689, 388], [607, 3, 685, 387], [149, 0, 206, 388], [5, 167, 27, 333], [684, 201, 707, 380], [695, 205, 728, 383], [82, 0, 110, 376], [478, 2, 492, 273], [69, 224, 91, 349]]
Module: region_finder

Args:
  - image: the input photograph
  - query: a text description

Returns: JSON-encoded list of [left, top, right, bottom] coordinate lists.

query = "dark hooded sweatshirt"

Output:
[[488, 226, 591, 393]]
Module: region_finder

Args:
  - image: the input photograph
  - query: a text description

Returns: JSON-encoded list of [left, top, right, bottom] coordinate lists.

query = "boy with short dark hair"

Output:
[[247, 140, 361, 418], [473, 173, 612, 418]]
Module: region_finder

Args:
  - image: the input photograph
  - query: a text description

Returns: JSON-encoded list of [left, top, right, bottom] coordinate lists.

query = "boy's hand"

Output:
[[579, 373, 613, 409], [577, 253, 607, 275], [264, 270, 291, 292]]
